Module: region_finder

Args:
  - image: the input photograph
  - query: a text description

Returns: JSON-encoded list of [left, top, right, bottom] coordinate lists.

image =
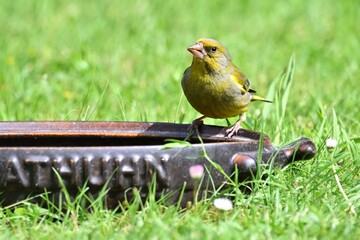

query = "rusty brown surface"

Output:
[[0, 121, 316, 208], [0, 121, 269, 145]]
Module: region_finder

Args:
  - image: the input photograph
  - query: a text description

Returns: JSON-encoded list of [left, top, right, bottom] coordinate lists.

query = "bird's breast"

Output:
[[182, 72, 251, 118]]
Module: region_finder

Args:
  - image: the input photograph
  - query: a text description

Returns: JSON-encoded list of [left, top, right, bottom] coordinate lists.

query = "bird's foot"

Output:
[[225, 114, 246, 138], [225, 121, 242, 138], [185, 116, 206, 140], [188, 117, 204, 134]]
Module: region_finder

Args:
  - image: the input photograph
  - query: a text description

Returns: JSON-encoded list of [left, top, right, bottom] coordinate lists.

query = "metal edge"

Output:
[[0, 121, 271, 144]]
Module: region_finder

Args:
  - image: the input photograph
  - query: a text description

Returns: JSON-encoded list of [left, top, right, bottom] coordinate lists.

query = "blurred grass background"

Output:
[[1, 0, 360, 239], [1, 0, 358, 131]]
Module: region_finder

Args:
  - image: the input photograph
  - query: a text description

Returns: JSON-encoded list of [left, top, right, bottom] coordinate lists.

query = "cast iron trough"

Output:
[[0, 121, 316, 208]]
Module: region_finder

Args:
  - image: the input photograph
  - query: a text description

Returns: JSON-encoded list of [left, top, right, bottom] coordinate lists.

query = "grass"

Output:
[[1, 0, 360, 239]]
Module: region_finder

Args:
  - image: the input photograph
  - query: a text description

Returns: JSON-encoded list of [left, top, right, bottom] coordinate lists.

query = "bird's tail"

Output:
[[251, 94, 272, 103]]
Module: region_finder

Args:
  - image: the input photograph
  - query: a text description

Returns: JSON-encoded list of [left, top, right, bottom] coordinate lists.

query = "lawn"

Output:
[[1, 0, 360, 239]]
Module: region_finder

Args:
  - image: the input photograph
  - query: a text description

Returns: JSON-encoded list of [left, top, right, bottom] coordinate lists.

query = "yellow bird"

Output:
[[181, 38, 271, 138]]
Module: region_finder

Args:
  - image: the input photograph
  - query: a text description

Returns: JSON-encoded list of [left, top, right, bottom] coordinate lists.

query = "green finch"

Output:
[[181, 38, 272, 138]]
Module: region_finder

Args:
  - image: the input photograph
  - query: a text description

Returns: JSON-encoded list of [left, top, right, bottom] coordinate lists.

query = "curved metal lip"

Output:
[[0, 121, 271, 146]]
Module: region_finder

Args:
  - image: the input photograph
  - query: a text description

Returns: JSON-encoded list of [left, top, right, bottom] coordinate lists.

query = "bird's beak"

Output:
[[187, 42, 207, 59]]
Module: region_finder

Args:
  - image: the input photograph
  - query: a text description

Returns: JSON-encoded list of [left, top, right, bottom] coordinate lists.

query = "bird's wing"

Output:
[[249, 88, 257, 93], [230, 67, 251, 93]]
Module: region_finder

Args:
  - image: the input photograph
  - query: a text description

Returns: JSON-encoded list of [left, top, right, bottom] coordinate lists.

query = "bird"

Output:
[[181, 38, 272, 138]]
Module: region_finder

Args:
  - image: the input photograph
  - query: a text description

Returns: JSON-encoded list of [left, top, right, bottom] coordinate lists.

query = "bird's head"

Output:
[[187, 38, 231, 72]]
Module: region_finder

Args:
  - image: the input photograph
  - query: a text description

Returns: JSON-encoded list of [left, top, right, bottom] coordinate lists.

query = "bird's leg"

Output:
[[187, 116, 206, 134], [189, 116, 206, 132], [184, 116, 206, 141], [225, 113, 247, 138]]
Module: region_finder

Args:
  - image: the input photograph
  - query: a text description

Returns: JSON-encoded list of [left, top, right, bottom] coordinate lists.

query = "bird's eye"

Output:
[[211, 47, 217, 52]]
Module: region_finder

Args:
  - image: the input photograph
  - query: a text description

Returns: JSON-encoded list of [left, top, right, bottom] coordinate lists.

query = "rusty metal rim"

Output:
[[0, 121, 270, 144]]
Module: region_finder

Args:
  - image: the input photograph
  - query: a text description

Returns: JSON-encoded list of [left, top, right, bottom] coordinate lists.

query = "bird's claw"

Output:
[[225, 122, 242, 138], [188, 119, 203, 134], [225, 114, 246, 138], [184, 117, 205, 141]]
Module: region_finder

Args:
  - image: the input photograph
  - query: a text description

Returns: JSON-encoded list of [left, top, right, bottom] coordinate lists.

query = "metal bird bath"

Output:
[[0, 121, 316, 208]]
